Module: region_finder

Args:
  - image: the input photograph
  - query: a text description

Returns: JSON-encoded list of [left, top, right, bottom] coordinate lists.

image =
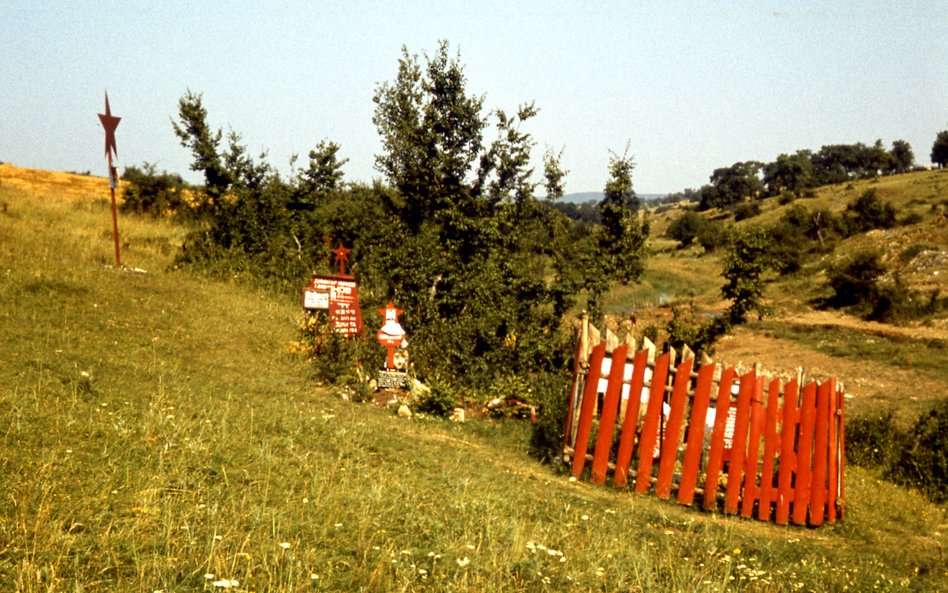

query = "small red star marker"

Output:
[[331, 242, 351, 276], [97, 92, 121, 160], [378, 301, 403, 325]]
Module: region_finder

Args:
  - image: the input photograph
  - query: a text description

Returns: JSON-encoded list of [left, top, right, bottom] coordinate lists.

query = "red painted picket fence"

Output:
[[563, 317, 845, 526]]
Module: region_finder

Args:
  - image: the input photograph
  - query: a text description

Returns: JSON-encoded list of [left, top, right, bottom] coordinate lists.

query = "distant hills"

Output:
[[562, 191, 666, 204]]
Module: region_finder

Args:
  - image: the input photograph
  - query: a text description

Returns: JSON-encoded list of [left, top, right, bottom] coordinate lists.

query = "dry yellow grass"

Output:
[[0, 163, 116, 204]]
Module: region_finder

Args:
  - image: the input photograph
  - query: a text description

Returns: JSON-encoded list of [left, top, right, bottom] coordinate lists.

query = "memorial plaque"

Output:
[[308, 275, 363, 337], [377, 369, 409, 390], [302, 288, 330, 310]]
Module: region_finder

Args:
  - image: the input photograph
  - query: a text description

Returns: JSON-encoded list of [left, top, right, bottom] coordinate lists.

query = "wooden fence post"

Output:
[[827, 379, 840, 523], [792, 382, 818, 525], [677, 363, 716, 506], [810, 380, 831, 526], [740, 375, 766, 518], [564, 313, 590, 448], [571, 343, 606, 478], [725, 371, 755, 515], [775, 378, 799, 525], [635, 352, 671, 494], [757, 377, 782, 521], [591, 344, 629, 484], [656, 358, 694, 499], [703, 367, 737, 511], [613, 348, 649, 488]]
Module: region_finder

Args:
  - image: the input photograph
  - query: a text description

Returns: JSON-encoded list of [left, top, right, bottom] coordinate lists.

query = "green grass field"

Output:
[[1, 170, 947, 591]]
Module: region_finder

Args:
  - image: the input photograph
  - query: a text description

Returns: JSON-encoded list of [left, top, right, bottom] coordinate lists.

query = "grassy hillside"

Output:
[[1, 166, 947, 591], [626, 171, 947, 417]]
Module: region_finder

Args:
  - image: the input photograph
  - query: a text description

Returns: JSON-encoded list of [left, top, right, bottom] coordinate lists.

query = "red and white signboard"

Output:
[[302, 275, 363, 337]]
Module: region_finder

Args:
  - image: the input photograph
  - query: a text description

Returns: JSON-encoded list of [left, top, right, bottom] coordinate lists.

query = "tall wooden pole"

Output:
[[107, 152, 121, 267], [98, 92, 122, 267]]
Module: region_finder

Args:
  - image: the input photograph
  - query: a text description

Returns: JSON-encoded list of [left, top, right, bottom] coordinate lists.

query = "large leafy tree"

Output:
[[370, 41, 592, 384], [699, 161, 763, 210], [889, 140, 914, 173], [932, 129, 948, 168], [373, 41, 486, 231], [762, 150, 814, 196], [172, 91, 234, 214]]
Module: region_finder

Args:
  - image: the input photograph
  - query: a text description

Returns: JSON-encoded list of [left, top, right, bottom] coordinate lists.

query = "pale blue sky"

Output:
[[2, 1, 946, 194]]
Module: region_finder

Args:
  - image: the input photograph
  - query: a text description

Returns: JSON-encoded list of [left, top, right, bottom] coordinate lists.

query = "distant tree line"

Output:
[[660, 139, 921, 212]]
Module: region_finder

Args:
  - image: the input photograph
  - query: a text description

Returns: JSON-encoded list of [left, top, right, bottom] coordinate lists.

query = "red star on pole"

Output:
[[378, 301, 403, 324], [97, 92, 121, 160], [331, 242, 351, 276]]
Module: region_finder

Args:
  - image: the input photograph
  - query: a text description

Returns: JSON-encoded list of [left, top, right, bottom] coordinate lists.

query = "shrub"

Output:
[[842, 189, 897, 235], [845, 410, 906, 469], [415, 374, 459, 417], [486, 374, 537, 419], [777, 191, 796, 205], [121, 163, 189, 217], [826, 250, 885, 310], [847, 400, 948, 503], [665, 211, 707, 248], [732, 201, 761, 221], [297, 311, 382, 386], [528, 372, 572, 464], [887, 399, 948, 503], [696, 219, 728, 253]]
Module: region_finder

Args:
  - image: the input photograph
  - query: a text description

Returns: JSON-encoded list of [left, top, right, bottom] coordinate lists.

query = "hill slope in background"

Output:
[[0, 164, 946, 590], [620, 170, 947, 425], [562, 191, 666, 203]]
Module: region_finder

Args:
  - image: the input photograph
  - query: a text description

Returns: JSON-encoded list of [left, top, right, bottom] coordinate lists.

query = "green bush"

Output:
[[825, 251, 944, 323], [696, 219, 728, 253], [777, 190, 796, 205], [845, 410, 906, 469], [528, 372, 571, 464], [731, 201, 761, 221], [887, 399, 948, 503], [847, 400, 948, 503], [415, 374, 459, 417], [842, 189, 898, 235], [826, 250, 885, 310], [121, 163, 189, 217], [665, 211, 707, 248]]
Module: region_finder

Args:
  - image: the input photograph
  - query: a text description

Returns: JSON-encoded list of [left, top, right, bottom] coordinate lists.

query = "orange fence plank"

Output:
[[635, 352, 671, 494], [656, 358, 694, 499], [740, 376, 766, 518], [810, 380, 831, 526], [757, 377, 781, 521], [613, 348, 649, 488], [571, 343, 605, 478], [827, 379, 839, 524], [838, 387, 846, 521], [792, 382, 818, 525], [678, 363, 716, 506], [703, 367, 737, 511], [565, 321, 848, 529], [725, 371, 755, 515], [775, 378, 799, 525], [591, 345, 628, 485]]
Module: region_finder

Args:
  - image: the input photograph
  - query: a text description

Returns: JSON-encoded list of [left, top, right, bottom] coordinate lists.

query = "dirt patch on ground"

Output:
[[713, 323, 945, 421], [778, 308, 948, 340]]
